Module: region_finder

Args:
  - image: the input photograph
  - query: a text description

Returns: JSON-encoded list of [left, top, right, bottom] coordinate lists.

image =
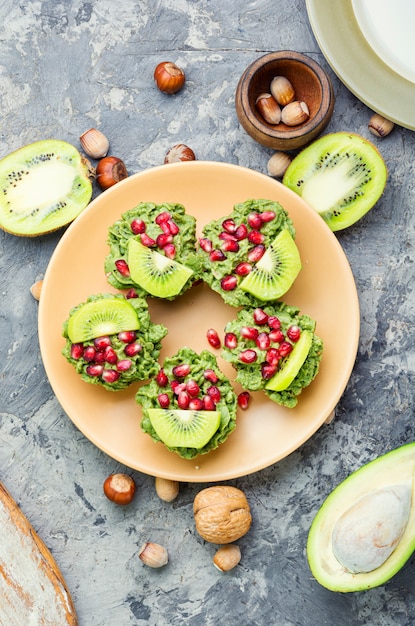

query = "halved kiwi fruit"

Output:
[[283, 132, 387, 231], [67, 297, 140, 343], [266, 329, 313, 391], [240, 229, 301, 300], [128, 238, 193, 298], [0, 139, 93, 236], [147, 408, 221, 449]]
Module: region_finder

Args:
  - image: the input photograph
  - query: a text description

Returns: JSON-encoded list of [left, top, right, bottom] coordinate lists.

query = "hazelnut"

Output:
[[80, 128, 109, 159], [255, 93, 281, 125], [267, 151, 292, 179], [30, 279, 43, 301], [154, 61, 185, 94], [281, 101, 309, 126], [193, 486, 252, 544], [213, 544, 241, 572], [270, 76, 295, 106], [138, 542, 168, 568], [164, 144, 196, 163], [103, 473, 136, 505], [155, 477, 180, 502], [368, 113, 394, 138]]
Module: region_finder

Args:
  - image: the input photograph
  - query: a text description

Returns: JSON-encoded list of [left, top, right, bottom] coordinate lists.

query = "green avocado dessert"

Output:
[[105, 202, 202, 299], [62, 293, 168, 391], [136, 347, 237, 459], [197, 198, 301, 307], [221, 302, 323, 408], [307, 443, 415, 592]]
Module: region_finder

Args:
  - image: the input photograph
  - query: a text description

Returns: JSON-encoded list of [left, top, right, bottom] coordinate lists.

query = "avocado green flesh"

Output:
[[67, 298, 140, 343], [0, 139, 92, 236], [307, 442, 415, 592], [147, 408, 221, 449]]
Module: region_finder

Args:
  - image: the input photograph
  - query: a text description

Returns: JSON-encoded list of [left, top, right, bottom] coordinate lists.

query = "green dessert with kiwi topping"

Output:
[[136, 347, 237, 459], [105, 202, 202, 299], [221, 303, 323, 408], [62, 293, 167, 391], [197, 198, 301, 308]]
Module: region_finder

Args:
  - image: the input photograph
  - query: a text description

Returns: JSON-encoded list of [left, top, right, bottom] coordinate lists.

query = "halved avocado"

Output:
[[307, 443, 415, 592]]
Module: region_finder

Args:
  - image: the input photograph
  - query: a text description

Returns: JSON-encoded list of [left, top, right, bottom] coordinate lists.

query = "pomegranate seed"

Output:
[[203, 369, 219, 384], [86, 364, 104, 377], [287, 325, 301, 342], [266, 348, 280, 365], [206, 328, 221, 349], [268, 316, 281, 330], [158, 393, 170, 408], [219, 231, 238, 242], [209, 249, 226, 262], [256, 332, 271, 350], [126, 288, 138, 299], [94, 351, 106, 363], [247, 212, 263, 229], [159, 221, 172, 234], [94, 336, 111, 350], [83, 346, 96, 362], [207, 386, 221, 403], [115, 259, 130, 276], [253, 308, 269, 325], [247, 245, 265, 263], [240, 326, 259, 341], [237, 391, 251, 410], [261, 363, 278, 380], [199, 238, 213, 252], [239, 349, 257, 364], [224, 332, 238, 349], [186, 379, 200, 397], [189, 398, 204, 411], [177, 391, 190, 409], [124, 342, 142, 356], [235, 262, 252, 276], [279, 341, 293, 357], [167, 219, 180, 235], [234, 224, 248, 240], [221, 275, 238, 291], [170, 380, 181, 393], [172, 364, 191, 377], [117, 359, 132, 371], [156, 369, 169, 387], [156, 233, 173, 248], [155, 211, 171, 224], [269, 328, 285, 343], [260, 210, 276, 222], [104, 346, 118, 364], [248, 230, 265, 244], [222, 218, 236, 233], [102, 369, 120, 383], [140, 233, 156, 247], [70, 343, 84, 359], [221, 239, 239, 253], [203, 395, 216, 411], [118, 330, 136, 343], [164, 243, 176, 259], [130, 218, 146, 234]]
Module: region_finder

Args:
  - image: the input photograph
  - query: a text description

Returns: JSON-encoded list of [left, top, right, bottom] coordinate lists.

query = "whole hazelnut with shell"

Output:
[[193, 485, 252, 544]]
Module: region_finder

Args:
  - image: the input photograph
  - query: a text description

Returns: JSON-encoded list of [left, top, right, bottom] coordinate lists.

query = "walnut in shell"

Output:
[[193, 485, 252, 544]]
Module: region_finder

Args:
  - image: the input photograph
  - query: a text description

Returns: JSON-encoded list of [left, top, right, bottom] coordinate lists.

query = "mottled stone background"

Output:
[[1, 1, 415, 624]]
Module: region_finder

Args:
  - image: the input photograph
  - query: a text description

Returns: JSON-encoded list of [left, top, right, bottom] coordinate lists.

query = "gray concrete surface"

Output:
[[1, 1, 415, 624]]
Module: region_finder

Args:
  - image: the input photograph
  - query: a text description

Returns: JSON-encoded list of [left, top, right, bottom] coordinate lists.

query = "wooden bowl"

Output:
[[235, 51, 335, 151]]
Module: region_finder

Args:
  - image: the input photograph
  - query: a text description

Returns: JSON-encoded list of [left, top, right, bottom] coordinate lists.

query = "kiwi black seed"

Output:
[[0, 139, 92, 237], [128, 238, 193, 298], [240, 229, 301, 300], [283, 132, 387, 231]]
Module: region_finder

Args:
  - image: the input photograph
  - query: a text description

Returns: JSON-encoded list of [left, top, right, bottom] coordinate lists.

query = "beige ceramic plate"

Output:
[[39, 161, 359, 482]]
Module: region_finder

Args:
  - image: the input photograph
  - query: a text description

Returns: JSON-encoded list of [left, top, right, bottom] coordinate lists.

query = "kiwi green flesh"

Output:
[[283, 132, 387, 231], [128, 238, 193, 298], [307, 442, 415, 592], [147, 408, 221, 448], [240, 229, 301, 300], [0, 139, 92, 236], [266, 329, 312, 391], [67, 298, 140, 343]]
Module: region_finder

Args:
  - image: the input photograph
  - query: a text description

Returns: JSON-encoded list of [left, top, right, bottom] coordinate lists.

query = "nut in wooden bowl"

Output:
[[235, 50, 334, 150]]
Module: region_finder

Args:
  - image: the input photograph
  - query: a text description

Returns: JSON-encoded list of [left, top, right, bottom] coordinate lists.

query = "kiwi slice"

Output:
[[128, 238, 193, 298], [283, 132, 387, 231], [147, 408, 221, 449], [67, 297, 140, 343], [0, 139, 92, 236], [239, 229, 301, 300], [266, 329, 313, 391]]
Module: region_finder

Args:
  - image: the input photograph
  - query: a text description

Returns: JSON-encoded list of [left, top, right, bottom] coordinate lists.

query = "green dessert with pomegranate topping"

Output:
[[221, 303, 323, 408], [198, 198, 301, 307], [62, 293, 168, 391], [136, 347, 237, 459], [105, 202, 202, 299]]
